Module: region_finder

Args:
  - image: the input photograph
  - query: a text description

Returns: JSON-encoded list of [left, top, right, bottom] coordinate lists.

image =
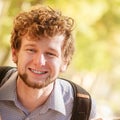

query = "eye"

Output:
[[46, 52, 57, 57], [26, 48, 36, 53]]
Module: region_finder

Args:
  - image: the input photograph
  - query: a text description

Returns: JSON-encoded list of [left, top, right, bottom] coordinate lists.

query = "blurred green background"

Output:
[[0, 0, 120, 119]]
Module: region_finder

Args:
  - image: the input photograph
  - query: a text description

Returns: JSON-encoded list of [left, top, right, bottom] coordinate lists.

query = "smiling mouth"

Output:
[[29, 68, 48, 74]]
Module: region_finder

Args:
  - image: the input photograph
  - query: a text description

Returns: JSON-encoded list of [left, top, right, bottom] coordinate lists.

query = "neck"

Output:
[[16, 78, 54, 112]]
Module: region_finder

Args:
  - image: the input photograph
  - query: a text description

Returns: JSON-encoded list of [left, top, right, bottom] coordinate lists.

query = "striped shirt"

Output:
[[0, 71, 96, 120]]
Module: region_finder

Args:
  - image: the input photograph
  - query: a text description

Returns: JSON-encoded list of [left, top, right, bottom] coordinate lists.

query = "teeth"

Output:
[[31, 69, 46, 74]]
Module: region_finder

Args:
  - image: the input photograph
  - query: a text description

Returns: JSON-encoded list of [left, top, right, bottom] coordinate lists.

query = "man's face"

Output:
[[12, 35, 67, 89]]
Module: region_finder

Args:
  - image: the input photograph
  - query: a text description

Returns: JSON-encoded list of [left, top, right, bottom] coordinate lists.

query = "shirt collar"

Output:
[[38, 79, 66, 115], [49, 79, 66, 115], [0, 71, 18, 101]]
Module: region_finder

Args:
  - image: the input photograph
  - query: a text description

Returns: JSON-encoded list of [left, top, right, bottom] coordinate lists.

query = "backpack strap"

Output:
[[71, 82, 91, 120], [60, 78, 91, 120], [0, 66, 14, 84]]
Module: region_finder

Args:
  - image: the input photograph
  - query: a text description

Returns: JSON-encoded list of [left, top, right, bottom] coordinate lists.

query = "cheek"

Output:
[[17, 54, 31, 66], [49, 59, 62, 73]]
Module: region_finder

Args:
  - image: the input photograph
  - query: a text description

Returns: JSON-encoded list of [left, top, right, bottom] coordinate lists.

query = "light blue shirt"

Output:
[[0, 70, 96, 120]]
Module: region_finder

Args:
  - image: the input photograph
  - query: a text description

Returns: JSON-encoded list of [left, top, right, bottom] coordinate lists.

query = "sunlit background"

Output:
[[0, 0, 120, 119]]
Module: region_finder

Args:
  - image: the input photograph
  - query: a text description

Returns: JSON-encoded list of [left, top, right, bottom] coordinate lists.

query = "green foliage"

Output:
[[1, 0, 120, 71], [0, 0, 120, 70]]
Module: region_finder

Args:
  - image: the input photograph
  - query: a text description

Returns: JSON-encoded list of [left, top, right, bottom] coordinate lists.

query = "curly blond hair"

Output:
[[11, 5, 75, 65]]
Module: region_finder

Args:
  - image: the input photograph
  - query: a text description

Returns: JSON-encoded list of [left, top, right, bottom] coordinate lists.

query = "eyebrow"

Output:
[[48, 47, 56, 51], [24, 43, 36, 47]]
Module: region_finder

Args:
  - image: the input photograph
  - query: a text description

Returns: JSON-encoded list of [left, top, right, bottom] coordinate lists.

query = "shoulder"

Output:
[[57, 78, 96, 120], [56, 78, 74, 102], [57, 78, 74, 94]]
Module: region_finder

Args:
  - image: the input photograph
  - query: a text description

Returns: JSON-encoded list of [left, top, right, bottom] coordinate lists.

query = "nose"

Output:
[[34, 53, 46, 66]]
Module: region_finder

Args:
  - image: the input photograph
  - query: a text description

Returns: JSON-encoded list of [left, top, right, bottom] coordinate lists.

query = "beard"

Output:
[[18, 72, 54, 89]]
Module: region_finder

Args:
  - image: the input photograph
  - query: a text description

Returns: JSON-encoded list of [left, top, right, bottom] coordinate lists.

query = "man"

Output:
[[0, 5, 96, 120]]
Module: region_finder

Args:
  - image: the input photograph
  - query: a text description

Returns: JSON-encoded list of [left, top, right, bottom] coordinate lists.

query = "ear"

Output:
[[60, 62, 68, 72], [11, 48, 18, 63]]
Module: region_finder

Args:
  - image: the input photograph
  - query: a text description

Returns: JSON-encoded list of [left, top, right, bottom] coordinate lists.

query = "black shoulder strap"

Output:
[[60, 78, 91, 120], [0, 66, 14, 83]]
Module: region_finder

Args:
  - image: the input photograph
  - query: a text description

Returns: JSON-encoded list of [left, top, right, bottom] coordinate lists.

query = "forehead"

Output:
[[21, 34, 65, 47]]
